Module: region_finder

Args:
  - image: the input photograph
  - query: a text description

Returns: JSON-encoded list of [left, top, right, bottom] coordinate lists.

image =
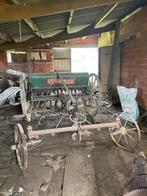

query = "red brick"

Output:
[[120, 5, 147, 109]]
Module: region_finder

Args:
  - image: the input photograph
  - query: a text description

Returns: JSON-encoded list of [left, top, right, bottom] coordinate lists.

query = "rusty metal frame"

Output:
[[12, 115, 141, 170], [27, 117, 121, 139]]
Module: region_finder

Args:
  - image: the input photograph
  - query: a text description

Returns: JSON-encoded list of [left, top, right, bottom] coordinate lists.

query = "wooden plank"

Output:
[[0, 0, 134, 22], [62, 149, 98, 196], [0, 22, 115, 50]]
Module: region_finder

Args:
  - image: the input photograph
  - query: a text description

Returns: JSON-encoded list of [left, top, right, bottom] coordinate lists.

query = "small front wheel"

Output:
[[15, 123, 28, 170]]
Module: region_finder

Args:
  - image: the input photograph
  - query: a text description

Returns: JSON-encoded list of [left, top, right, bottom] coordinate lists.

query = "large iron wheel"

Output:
[[20, 75, 31, 122], [15, 123, 28, 170], [109, 116, 141, 152], [138, 113, 147, 133], [87, 74, 102, 115]]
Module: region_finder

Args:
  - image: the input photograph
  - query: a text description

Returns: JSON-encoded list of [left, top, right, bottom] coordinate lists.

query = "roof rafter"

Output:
[[0, 0, 134, 22], [94, 3, 119, 28], [67, 10, 74, 33]]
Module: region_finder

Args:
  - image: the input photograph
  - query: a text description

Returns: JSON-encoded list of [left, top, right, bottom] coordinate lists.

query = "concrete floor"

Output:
[[0, 106, 147, 196]]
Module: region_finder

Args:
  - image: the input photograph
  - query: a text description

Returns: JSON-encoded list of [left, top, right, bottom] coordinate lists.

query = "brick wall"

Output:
[[120, 5, 147, 109], [0, 50, 53, 73], [0, 35, 98, 74], [0, 51, 29, 72]]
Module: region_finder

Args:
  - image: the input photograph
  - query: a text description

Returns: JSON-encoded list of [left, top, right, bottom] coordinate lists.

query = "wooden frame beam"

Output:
[[0, 0, 134, 22], [67, 10, 74, 33], [0, 22, 115, 50]]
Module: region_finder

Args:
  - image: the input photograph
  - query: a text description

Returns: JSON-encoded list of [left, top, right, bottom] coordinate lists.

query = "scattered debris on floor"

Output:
[[0, 105, 146, 196]]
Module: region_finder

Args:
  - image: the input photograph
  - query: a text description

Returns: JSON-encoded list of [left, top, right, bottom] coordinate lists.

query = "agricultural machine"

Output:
[[20, 72, 101, 122], [11, 71, 141, 170]]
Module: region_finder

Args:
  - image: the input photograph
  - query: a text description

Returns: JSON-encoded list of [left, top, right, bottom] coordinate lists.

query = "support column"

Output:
[[108, 20, 121, 103]]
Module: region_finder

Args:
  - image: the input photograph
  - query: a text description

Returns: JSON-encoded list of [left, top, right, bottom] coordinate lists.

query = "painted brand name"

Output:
[[47, 78, 76, 85]]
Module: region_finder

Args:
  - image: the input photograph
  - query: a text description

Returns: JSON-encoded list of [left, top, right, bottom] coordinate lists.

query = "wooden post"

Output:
[[107, 20, 121, 103], [27, 48, 32, 74]]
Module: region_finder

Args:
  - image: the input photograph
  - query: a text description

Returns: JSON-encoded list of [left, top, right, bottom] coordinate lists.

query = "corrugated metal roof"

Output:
[[73, 5, 108, 16], [32, 12, 68, 24], [103, 0, 145, 21], [32, 12, 68, 33], [0, 21, 33, 36], [0, 0, 146, 44]]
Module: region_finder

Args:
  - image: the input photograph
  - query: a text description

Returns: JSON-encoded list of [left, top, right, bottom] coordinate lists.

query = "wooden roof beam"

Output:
[[67, 10, 74, 33], [0, 0, 134, 22]]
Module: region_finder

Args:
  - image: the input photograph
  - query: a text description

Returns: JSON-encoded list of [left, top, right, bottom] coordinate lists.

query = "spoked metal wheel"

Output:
[[109, 116, 141, 151], [88, 74, 101, 95], [20, 75, 31, 122], [87, 74, 102, 113], [138, 113, 147, 133], [15, 123, 28, 170]]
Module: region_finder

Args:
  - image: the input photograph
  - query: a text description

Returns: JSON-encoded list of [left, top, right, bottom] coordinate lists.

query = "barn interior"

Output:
[[0, 0, 147, 196]]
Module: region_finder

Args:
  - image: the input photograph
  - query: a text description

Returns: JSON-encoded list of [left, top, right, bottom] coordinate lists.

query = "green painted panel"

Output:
[[30, 72, 89, 89]]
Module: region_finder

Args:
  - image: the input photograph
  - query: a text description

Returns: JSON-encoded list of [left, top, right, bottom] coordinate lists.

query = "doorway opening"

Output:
[[71, 48, 98, 74]]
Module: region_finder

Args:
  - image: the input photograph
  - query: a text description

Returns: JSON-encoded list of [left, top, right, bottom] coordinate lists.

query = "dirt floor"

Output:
[[0, 105, 147, 196]]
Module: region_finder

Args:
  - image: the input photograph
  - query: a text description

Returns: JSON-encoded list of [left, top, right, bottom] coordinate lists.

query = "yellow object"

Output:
[[98, 31, 115, 48]]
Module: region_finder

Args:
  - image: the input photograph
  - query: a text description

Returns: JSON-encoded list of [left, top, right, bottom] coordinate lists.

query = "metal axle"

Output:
[[27, 118, 121, 139]]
